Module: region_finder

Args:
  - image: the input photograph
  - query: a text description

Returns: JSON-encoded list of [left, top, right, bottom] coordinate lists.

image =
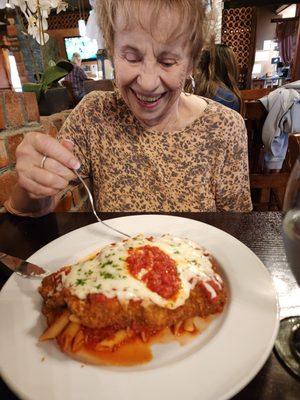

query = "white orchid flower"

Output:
[[6, 0, 68, 44], [56, 0, 67, 14], [38, 0, 52, 13], [7, 0, 17, 9], [35, 30, 49, 44], [27, 13, 37, 34], [27, 0, 37, 13], [42, 9, 49, 19]]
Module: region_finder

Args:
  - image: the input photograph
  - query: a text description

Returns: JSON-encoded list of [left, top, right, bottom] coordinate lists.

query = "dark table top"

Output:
[[0, 212, 300, 400]]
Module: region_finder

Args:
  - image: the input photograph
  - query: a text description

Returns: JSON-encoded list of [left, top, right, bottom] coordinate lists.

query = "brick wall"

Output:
[[5, 16, 29, 84], [0, 90, 88, 213], [14, 13, 44, 82]]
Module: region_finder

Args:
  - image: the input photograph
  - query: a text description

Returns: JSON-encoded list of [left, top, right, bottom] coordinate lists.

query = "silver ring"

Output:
[[40, 155, 47, 169]]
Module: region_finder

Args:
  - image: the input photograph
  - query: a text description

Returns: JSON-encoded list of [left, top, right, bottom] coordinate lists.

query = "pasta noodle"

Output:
[[57, 322, 81, 352], [39, 310, 70, 341]]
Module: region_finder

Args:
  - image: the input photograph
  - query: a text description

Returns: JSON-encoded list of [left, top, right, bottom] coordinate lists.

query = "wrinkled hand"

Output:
[[15, 132, 81, 199]]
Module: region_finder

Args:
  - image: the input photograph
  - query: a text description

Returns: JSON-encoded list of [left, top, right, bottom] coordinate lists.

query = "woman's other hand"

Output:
[[15, 132, 81, 199]]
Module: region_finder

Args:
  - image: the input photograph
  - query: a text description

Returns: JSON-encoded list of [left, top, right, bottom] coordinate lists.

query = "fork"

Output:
[[73, 170, 130, 238]]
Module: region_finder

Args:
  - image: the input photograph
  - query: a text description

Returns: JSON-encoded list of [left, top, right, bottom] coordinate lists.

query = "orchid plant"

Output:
[[0, 0, 68, 44]]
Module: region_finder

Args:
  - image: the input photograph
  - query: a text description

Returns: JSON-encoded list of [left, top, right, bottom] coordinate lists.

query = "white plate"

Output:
[[0, 215, 279, 400]]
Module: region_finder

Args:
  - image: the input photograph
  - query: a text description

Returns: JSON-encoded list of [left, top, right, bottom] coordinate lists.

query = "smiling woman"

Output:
[[5, 0, 252, 215]]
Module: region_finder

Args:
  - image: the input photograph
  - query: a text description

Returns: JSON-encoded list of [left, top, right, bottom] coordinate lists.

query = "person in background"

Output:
[[195, 43, 244, 115], [5, 0, 252, 216], [64, 52, 88, 101]]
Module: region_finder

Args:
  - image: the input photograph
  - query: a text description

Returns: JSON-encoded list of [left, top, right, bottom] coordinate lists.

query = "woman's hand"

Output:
[[15, 132, 81, 199]]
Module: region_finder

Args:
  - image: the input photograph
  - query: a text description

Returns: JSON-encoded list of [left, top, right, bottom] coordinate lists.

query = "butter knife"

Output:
[[0, 252, 49, 278]]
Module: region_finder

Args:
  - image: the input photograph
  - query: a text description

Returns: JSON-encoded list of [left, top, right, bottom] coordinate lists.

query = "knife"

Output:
[[0, 252, 49, 279]]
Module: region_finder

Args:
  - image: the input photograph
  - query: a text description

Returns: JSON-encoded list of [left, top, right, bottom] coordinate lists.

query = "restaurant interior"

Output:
[[0, 0, 300, 400], [0, 0, 299, 212]]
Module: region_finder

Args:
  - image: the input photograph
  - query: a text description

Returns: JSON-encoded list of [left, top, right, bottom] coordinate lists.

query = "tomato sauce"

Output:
[[126, 245, 180, 299], [62, 325, 207, 366], [87, 293, 118, 305], [197, 279, 225, 310], [69, 338, 153, 366], [82, 326, 119, 347]]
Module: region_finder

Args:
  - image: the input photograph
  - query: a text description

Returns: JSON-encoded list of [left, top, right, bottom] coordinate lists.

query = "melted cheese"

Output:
[[61, 235, 223, 310]]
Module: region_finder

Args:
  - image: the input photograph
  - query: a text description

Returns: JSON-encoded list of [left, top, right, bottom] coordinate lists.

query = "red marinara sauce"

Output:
[[126, 245, 180, 299]]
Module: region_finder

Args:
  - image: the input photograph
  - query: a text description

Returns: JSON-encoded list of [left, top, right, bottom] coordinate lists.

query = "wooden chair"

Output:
[[61, 80, 79, 107], [245, 100, 300, 211], [83, 79, 114, 94], [241, 88, 275, 102]]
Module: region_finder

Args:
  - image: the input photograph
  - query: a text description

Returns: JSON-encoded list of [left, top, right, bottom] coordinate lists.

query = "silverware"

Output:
[[0, 252, 49, 279], [73, 170, 130, 238]]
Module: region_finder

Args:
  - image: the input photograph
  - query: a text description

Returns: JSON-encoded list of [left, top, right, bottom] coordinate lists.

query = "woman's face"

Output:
[[113, 6, 193, 128]]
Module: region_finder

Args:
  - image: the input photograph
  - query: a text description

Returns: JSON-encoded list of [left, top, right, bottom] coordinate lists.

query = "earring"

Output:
[[185, 75, 195, 96], [190, 75, 195, 94]]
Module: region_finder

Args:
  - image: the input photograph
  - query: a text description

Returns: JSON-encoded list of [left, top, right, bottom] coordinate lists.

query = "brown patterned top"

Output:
[[58, 90, 252, 212]]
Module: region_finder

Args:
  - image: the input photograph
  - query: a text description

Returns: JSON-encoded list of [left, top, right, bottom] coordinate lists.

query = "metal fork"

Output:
[[73, 170, 130, 238]]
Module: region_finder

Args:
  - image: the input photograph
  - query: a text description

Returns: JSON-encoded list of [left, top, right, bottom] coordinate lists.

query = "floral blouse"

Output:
[[58, 90, 252, 212]]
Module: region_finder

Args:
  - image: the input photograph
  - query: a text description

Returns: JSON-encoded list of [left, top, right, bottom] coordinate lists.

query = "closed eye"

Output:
[[124, 53, 141, 63], [159, 60, 176, 68]]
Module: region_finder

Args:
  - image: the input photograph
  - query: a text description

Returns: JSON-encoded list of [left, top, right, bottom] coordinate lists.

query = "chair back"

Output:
[[244, 99, 300, 210], [61, 80, 79, 107], [241, 88, 274, 101], [244, 100, 267, 174], [83, 79, 114, 94]]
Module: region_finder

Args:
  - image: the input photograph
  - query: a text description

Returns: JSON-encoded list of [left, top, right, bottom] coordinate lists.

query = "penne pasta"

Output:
[[58, 322, 81, 352], [95, 329, 130, 350], [39, 310, 70, 341], [183, 317, 195, 333], [173, 321, 183, 336], [193, 316, 208, 332], [72, 330, 85, 352], [69, 314, 81, 324]]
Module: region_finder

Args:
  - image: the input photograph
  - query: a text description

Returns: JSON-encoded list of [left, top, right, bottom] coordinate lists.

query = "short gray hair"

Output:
[[71, 52, 81, 63]]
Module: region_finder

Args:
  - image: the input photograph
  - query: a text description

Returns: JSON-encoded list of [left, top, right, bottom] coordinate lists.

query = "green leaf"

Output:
[[41, 65, 70, 91], [22, 83, 43, 101]]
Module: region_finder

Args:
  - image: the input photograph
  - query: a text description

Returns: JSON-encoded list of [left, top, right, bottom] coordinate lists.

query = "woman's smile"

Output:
[[130, 88, 167, 110]]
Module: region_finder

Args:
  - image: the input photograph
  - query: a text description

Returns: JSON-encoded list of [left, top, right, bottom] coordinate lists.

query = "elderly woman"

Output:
[[5, 0, 252, 215]]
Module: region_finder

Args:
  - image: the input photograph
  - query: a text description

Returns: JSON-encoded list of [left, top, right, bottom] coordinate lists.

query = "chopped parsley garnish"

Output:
[[100, 272, 115, 279], [84, 269, 93, 276], [100, 260, 113, 268], [105, 253, 115, 258], [76, 279, 86, 286], [174, 250, 180, 254], [95, 284, 102, 289]]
